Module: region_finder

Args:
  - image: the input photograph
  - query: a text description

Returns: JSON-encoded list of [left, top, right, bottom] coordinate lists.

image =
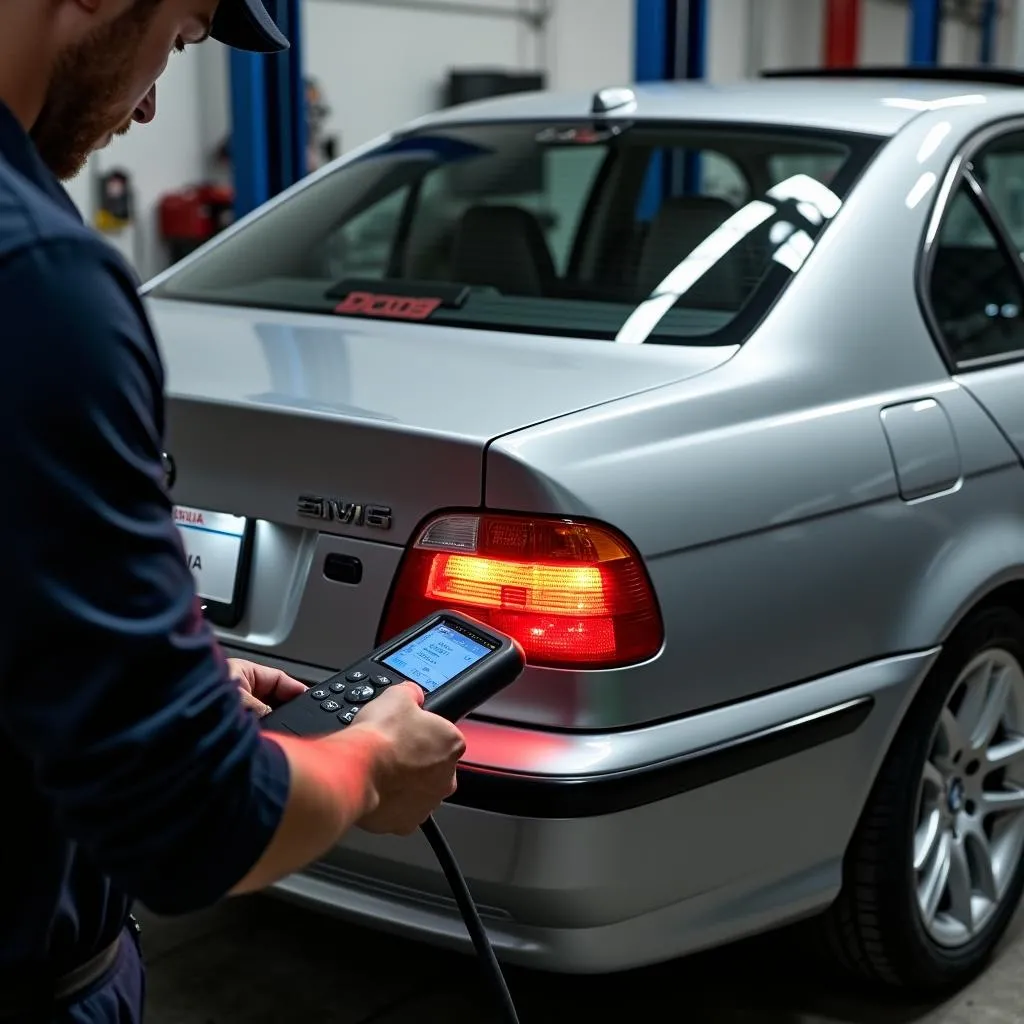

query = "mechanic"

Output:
[[0, 3, 468, 1022]]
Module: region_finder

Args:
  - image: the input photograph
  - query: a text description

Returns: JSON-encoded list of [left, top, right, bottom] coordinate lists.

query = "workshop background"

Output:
[[70, 3, 1024, 1022], [73, 0, 1013, 285]]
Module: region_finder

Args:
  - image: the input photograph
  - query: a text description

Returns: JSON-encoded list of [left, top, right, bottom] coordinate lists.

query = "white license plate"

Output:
[[173, 506, 248, 606]]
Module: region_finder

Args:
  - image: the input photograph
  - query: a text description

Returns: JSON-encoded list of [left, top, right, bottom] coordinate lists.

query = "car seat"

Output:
[[449, 204, 556, 296], [635, 195, 750, 311]]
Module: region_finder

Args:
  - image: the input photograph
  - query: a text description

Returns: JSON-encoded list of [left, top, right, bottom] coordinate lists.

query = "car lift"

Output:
[[227, 0, 306, 220], [634, 0, 708, 217]]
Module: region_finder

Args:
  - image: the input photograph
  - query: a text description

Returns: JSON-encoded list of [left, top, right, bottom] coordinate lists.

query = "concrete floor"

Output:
[[138, 895, 1024, 1024]]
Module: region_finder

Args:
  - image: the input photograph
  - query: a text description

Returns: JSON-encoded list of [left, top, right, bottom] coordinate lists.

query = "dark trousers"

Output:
[[50, 926, 145, 1024]]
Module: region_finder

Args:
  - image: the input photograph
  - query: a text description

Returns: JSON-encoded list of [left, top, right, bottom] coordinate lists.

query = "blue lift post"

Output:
[[979, 0, 998, 65], [634, 0, 708, 219], [229, 0, 307, 220], [908, 0, 942, 66], [675, 0, 707, 195]]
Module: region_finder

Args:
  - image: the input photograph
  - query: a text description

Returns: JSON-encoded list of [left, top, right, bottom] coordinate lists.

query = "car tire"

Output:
[[826, 605, 1024, 994]]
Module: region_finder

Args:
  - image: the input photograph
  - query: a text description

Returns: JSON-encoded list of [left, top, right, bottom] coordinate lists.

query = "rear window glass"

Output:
[[148, 121, 878, 346]]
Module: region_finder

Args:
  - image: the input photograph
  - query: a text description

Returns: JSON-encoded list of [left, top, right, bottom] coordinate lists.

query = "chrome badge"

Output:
[[297, 495, 392, 530]]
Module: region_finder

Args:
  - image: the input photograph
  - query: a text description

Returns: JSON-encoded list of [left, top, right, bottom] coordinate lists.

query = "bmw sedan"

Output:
[[144, 67, 1024, 995]]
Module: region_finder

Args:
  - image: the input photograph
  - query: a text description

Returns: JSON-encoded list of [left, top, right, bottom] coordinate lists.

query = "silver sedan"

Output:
[[144, 67, 1024, 997]]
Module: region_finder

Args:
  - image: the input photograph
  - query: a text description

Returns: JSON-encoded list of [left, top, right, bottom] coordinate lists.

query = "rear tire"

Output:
[[827, 606, 1024, 994]]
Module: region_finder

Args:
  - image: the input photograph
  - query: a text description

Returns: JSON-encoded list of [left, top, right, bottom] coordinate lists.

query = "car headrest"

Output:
[[636, 195, 747, 309], [450, 204, 556, 297]]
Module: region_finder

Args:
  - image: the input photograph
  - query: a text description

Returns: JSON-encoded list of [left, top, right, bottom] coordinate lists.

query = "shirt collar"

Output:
[[0, 99, 84, 222]]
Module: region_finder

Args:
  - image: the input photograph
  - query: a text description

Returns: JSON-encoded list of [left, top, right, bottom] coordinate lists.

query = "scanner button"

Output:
[[310, 688, 331, 701], [328, 681, 346, 693], [373, 674, 393, 687], [345, 684, 375, 704], [345, 670, 369, 683], [320, 699, 342, 712]]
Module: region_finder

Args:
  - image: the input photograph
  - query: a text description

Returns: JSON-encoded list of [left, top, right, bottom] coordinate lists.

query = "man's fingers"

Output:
[[396, 680, 425, 706], [238, 686, 271, 717], [271, 672, 308, 702], [241, 663, 307, 704], [254, 667, 307, 703]]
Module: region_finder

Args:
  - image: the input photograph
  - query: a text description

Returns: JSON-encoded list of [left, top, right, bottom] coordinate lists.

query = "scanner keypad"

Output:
[[306, 663, 396, 728], [345, 684, 375, 704]]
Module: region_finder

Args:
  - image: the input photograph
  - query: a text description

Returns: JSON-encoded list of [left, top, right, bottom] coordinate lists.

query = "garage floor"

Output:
[[139, 895, 1024, 1024]]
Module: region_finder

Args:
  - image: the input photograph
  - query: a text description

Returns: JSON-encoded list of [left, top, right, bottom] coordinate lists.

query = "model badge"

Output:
[[297, 495, 393, 530]]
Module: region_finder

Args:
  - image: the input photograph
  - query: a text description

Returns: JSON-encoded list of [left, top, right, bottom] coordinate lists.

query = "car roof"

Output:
[[412, 72, 1024, 139]]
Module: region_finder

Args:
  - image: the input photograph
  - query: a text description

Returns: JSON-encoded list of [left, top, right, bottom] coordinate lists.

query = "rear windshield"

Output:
[[147, 121, 879, 346]]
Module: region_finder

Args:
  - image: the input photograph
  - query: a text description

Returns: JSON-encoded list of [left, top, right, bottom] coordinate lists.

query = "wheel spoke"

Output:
[[973, 667, 1012, 752], [922, 759, 945, 795], [920, 831, 952, 924], [958, 669, 992, 750], [983, 786, 1024, 817], [965, 826, 999, 902], [986, 733, 1024, 773], [914, 808, 943, 872], [946, 837, 974, 931], [938, 707, 967, 763]]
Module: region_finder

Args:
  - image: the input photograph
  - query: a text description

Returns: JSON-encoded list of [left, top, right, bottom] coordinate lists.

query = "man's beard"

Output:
[[31, 0, 160, 181]]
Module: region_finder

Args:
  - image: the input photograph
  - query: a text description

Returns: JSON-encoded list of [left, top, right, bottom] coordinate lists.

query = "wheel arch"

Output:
[[893, 515, 1024, 657], [844, 530, 1024, 856]]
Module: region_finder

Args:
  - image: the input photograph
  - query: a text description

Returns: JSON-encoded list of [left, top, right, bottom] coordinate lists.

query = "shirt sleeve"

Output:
[[0, 238, 291, 916]]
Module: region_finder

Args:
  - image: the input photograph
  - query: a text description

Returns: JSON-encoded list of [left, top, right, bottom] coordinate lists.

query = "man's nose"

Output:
[[134, 86, 157, 124]]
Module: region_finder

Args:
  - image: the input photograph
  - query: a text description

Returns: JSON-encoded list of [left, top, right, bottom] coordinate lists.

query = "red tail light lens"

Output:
[[379, 513, 663, 669]]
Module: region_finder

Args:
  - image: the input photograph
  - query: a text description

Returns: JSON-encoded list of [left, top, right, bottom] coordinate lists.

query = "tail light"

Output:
[[379, 513, 663, 669]]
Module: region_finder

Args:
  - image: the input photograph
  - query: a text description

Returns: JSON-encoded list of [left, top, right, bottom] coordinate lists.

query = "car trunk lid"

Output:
[[152, 300, 735, 543], [148, 299, 735, 668]]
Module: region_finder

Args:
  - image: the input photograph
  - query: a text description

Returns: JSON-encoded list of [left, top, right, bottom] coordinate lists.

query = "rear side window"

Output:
[[149, 122, 878, 347], [973, 132, 1024, 252], [927, 131, 1024, 367]]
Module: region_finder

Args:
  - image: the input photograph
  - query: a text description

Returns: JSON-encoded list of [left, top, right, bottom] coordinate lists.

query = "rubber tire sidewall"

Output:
[[840, 605, 1024, 992]]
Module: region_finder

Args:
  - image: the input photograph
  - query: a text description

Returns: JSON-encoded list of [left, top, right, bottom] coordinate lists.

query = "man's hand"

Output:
[[343, 682, 466, 836], [230, 680, 466, 895], [228, 658, 307, 717]]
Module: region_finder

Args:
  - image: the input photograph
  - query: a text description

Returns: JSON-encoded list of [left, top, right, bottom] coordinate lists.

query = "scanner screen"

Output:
[[383, 622, 492, 692]]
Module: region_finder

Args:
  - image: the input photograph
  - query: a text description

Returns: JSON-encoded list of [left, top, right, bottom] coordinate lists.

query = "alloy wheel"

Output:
[[914, 648, 1024, 948]]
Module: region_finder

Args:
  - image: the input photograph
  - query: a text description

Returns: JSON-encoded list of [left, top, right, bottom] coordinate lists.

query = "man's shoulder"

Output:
[[0, 171, 161, 392], [0, 165, 143, 308], [0, 157, 89, 250]]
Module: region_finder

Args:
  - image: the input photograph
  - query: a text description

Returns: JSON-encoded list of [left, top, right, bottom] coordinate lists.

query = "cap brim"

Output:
[[210, 0, 290, 53]]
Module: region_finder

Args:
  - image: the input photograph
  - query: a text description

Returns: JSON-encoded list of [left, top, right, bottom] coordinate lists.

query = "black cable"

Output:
[[420, 815, 521, 1024]]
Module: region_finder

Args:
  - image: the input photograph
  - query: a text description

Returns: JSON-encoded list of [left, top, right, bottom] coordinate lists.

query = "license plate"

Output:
[[173, 506, 249, 606]]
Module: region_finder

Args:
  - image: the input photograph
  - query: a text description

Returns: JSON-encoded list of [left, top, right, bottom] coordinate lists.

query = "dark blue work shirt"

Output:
[[0, 101, 291, 982]]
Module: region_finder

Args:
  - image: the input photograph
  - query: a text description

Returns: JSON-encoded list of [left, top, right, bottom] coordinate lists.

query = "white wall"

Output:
[[301, 0, 633, 156]]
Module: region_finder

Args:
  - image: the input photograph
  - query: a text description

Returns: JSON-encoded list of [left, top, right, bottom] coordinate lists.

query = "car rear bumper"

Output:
[[254, 647, 939, 973]]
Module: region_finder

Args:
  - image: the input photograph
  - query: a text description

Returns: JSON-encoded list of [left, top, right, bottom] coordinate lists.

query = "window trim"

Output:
[[918, 116, 1024, 374]]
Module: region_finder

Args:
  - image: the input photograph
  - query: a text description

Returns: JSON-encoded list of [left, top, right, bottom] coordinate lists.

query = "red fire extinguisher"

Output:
[[158, 184, 235, 264]]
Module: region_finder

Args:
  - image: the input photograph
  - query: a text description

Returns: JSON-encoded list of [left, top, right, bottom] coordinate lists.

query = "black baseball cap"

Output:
[[209, 0, 290, 53]]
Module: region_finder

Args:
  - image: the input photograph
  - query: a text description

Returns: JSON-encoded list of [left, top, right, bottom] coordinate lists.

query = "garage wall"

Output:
[[302, 0, 634, 155]]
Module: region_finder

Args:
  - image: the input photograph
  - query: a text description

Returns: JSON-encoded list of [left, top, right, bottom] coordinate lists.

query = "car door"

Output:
[[924, 124, 1024, 457]]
